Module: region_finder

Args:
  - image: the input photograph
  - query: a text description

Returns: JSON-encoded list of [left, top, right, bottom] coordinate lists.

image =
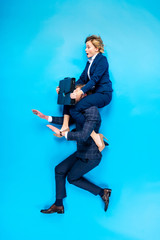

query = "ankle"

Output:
[[96, 134, 102, 147], [55, 199, 63, 206], [99, 188, 104, 197], [61, 125, 69, 131]]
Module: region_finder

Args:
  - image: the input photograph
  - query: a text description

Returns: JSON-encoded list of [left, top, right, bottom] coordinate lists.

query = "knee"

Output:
[[70, 104, 81, 115], [69, 107, 77, 117], [55, 165, 59, 175], [55, 165, 64, 176], [67, 173, 75, 184]]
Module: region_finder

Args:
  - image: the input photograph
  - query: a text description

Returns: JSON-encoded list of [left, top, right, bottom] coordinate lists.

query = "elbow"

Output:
[[80, 134, 89, 142], [76, 134, 88, 143]]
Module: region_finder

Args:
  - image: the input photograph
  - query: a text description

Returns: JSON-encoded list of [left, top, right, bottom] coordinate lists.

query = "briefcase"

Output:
[[57, 77, 76, 105]]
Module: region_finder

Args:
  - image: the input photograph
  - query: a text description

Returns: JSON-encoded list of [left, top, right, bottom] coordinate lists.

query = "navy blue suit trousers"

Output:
[[55, 152, 101, 199]]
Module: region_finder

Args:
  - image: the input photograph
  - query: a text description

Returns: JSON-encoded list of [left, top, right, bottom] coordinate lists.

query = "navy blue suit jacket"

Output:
[[75, 53, 113, 94], [51, 106, 102, 160]]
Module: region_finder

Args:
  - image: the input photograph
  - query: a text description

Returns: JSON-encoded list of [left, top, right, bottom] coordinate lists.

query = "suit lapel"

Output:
[[90, 53, 102, 75], [84, 61, 90, 82], [84, 53, 102, 81]]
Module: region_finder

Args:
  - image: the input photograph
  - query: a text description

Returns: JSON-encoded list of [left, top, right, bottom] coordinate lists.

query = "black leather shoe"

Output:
[[40, 204, 64, 214], [102, 188, 112, 212]]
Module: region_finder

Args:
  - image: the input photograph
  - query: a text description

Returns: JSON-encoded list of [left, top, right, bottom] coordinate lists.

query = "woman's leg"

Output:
[[69, 92, 112, 150], [59, 105, 71, 131], [60, 114, 70, 131], [70, 92, 112, 126], [58, 92, 111, 130], [52, 106, 76, 137]]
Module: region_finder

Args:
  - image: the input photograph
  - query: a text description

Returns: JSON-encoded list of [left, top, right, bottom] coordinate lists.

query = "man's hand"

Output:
[[56, 86, 60, 94], [46, 125, 62, 136], [70, 89, 83, 99], [70, 92, 77, 99], [32, 109, 48, 120]]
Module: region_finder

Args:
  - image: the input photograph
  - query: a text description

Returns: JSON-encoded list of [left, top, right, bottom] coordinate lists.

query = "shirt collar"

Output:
[[88, 53, 99, 63]]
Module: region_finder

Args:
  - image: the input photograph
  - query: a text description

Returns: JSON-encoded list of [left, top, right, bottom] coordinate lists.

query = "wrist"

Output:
[[45, 116, 49, 121], [80, 90, 84, 95], [61, 131, 66, 137]]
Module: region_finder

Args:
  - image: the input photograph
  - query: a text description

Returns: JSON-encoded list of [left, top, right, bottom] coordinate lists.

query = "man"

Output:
[[32, 89, 111, 214]]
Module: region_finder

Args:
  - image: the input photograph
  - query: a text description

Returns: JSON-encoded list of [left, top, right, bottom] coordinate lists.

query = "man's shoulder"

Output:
[[83, 106, 101, 120], [84, 106, 98, 113]]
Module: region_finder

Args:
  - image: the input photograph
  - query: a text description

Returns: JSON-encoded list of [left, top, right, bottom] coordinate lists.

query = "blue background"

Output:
[[1, 0, 160, 239]]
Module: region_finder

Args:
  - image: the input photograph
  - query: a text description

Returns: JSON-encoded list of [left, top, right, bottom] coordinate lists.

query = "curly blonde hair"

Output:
[[85, 35, 104, 53]]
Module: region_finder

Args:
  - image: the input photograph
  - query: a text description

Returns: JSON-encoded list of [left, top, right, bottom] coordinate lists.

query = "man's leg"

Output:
[[67, 157, 112, 212], [40, 152, 78, 214], [67, 157, 102, 195], [55, 152, 77, 199]]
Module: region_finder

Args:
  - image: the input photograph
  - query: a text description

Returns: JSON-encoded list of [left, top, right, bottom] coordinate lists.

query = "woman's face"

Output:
[[85, 40, 99, 58]]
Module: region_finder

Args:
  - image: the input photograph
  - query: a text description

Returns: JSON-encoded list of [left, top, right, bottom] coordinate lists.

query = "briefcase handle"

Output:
[[59, 78, 75, 96]]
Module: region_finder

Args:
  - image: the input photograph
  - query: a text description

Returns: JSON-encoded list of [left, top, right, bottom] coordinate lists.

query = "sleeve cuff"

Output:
[[48, 116, 52, 122], [65, 132, 68, 139], [81, 86, 86, 93]]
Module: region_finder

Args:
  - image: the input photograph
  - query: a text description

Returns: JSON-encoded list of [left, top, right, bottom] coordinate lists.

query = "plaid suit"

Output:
[[51, 106, 103, 199]]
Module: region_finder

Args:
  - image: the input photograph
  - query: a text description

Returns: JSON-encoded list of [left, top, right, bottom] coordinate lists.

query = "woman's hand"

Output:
[[70, 92, 77, 99], [32, 109, 48, 120], [70, 89, 83, 99], [56, 86, 60, 94]]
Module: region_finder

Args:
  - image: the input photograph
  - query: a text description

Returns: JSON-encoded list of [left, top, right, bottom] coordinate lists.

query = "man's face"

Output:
[[85, 40, 99, 58]]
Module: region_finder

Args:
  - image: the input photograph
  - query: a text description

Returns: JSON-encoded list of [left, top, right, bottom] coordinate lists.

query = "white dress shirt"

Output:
[[87, 53, 98, 79]]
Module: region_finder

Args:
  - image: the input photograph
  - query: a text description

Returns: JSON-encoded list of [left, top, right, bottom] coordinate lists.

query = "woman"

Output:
[[56, 35, 113, 151]]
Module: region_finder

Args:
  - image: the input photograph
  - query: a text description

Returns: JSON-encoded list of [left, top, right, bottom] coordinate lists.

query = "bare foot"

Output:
[[95, 134, 103, 148]]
